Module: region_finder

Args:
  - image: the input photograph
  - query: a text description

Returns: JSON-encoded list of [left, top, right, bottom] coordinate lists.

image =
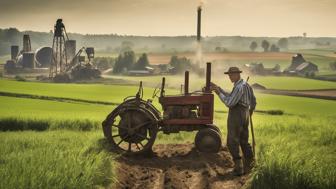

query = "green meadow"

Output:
[[106, 74, 336, 90], [0, 131, 114, 189]]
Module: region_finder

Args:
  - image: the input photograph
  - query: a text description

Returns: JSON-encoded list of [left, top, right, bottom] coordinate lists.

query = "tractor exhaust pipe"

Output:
[[197, 6, 202, 42], [205, 62, 211, 93], [184, 71, 189, 95]]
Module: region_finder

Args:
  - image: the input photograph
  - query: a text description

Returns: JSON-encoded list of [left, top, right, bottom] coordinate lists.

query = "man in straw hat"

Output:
[[210, 67, 256, 176]]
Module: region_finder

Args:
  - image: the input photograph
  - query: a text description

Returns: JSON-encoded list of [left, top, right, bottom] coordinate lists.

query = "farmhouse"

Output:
[[284, 54, 318, 76], [295, 62, 318, 77]]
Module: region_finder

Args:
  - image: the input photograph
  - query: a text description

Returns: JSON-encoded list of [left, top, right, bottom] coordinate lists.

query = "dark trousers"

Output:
[[227, 105, 253, 161]]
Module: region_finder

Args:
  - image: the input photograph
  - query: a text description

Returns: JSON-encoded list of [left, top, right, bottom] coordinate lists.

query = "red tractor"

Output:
[[102, 62, 222, 154]]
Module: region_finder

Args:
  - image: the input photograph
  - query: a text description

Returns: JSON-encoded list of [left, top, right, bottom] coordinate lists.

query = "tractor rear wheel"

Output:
[[195, 127, 222, 153], [103, 105, 158, 155]]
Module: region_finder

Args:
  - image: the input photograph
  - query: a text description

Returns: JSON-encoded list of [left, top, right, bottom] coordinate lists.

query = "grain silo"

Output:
[[35, 47, 53, 67], [22, 52, 35, 68], [65, 40, 76, 62], [11, 45, 19, 60]]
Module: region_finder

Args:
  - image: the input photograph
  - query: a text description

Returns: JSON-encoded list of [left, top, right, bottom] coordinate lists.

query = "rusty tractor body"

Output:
[[102, 62, 222, 154]]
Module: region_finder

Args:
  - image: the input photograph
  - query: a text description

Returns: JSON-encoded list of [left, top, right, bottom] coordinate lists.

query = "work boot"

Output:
[[243, 158, 255, 174], [232, 159, 244, 176]]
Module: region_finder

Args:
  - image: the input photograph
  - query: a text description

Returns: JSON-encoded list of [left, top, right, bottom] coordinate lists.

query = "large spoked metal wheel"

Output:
[[102, 102, 158, 155], [195, 126, 222, 153]]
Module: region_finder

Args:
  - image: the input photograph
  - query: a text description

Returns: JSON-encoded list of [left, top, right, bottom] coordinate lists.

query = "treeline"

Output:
[[1, 28, 336, 56], [249, 38, 288, 52], [112, 51, 149, 74], [111, 50, 201, 75]]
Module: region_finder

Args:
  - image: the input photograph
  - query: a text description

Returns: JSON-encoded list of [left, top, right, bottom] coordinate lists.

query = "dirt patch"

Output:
[[113, 143, 249, 189]]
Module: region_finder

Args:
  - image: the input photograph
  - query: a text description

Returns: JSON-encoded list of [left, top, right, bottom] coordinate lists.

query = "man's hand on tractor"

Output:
[[210, 82, 221, 94], [210, 82, 217, 88], [210, 82, 217, 90], [202, 84, 219, 93]]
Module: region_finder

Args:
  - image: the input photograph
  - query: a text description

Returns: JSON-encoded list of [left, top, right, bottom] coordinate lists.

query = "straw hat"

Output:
[[224, 67, 242, 74]]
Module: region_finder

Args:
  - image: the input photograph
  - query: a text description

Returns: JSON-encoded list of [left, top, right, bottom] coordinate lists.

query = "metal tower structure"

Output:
[[49, 19, 69, 77]]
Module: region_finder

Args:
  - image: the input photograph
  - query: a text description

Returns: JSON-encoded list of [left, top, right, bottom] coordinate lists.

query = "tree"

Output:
[[133, 53, 149, 70], [261, 40, 270, 52], [120, 41, 134, 53], [277, 38, 288, 49], [249, 41, 258, 52], [112, 54, 124, 74], [270, 44, 280, 52], [112, 51, 136, 74], [169, 55, 192, 74], [124, 51, 136, 70], [4, 28, 20, 43]]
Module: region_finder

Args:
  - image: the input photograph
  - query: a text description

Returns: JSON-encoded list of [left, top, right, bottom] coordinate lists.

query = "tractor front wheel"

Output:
[[195, 127, 222, 153]]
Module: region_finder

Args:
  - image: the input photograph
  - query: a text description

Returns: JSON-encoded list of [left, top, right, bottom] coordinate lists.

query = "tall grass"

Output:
[[250, 117, 336, 189], [0, 117, 100, 131], [0, 131, 115, 189]]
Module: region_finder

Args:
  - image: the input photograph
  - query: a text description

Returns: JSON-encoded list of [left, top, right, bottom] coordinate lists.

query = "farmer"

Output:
[[210, 67, 256, 176]]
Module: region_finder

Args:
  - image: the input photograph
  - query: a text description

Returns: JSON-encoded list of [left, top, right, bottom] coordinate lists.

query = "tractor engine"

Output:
[[163, 105, 199, 119]]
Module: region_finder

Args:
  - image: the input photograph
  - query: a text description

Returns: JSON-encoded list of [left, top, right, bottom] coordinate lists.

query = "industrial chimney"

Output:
[[23, 34, 31, 53], [197, 6, 202, 42]]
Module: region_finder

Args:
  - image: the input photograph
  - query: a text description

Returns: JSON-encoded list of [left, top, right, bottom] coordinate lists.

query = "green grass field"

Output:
[[0, 79, 176, 104], [0, 131, 115, 189], [105, 74, 336, 90], [0, 78, 336, 188]]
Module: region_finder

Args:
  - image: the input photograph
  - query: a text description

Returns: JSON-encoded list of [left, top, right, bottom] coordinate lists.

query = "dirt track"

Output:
[[260, 89, 336, 100], [113, 143, 249, 189]]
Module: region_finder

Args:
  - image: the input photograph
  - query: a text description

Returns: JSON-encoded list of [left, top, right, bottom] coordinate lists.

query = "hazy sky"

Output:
[[0, 0, 335, 37]]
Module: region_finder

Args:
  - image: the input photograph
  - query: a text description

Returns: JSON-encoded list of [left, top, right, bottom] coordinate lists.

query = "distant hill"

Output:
[[1, 28, 335, 56]]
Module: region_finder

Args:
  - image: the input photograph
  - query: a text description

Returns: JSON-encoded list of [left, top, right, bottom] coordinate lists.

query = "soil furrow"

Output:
[[113, 143, 249, 189]]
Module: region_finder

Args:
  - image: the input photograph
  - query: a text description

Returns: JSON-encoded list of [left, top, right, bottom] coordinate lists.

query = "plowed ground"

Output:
[[113, 143, 249, 189]]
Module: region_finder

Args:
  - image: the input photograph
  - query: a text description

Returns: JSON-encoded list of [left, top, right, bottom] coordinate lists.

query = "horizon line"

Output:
[[1, 27, 336, 38]]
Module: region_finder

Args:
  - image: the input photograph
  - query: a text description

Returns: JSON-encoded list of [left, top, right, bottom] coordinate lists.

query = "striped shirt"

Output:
[[217, 79, 256, 110]]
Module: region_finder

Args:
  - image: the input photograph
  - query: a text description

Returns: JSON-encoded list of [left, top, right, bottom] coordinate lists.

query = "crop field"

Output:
[[290, 48, 336, 58], [106, 74, 336, 91], [0, 78, 336, 188], [0, 32, 335, 189], [147, 52, 294, 65]]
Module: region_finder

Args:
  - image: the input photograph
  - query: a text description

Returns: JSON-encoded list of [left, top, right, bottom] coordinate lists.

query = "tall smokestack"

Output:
[[197, 6, 202, 42]]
